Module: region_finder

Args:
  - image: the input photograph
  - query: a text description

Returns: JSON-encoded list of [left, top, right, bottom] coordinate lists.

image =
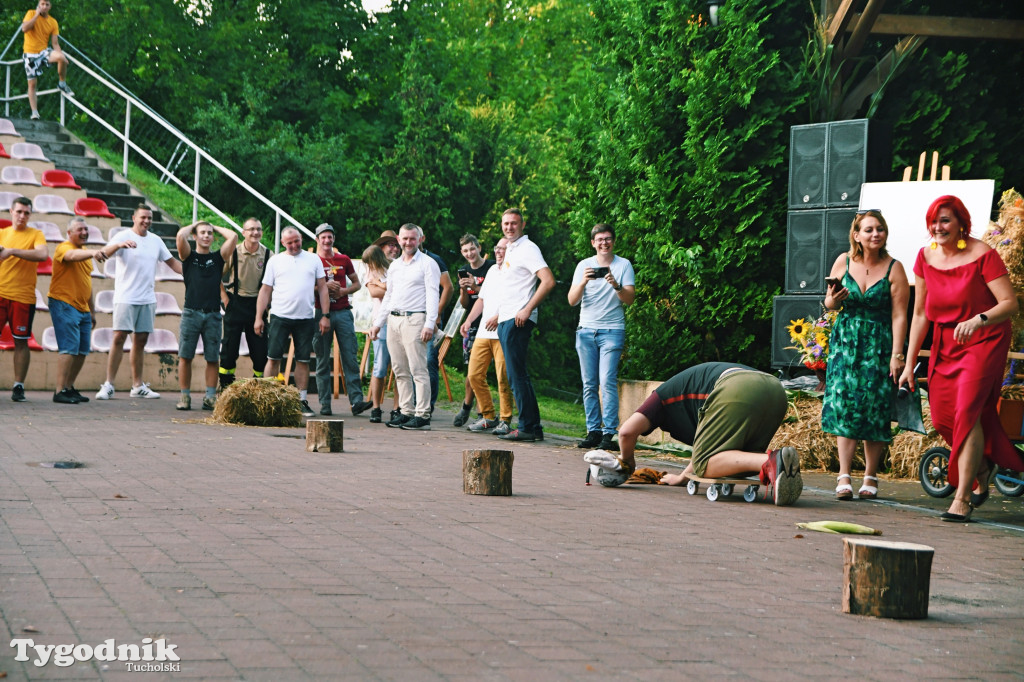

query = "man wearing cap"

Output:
[[312, 223, 371, 416], [493, 208, 556, 442], [615, 362, 803, 506], [369, 223, 440, 430], [219, 217, 269, 388], [0, 197, 48, 401], [254, 227, 331, 417]]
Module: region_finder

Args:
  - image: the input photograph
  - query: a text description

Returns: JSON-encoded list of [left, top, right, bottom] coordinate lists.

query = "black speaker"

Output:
[[825, 208, 857, 273], [785, 211, 825, 293], [772, 295, 826, 368], [825, 119, 892, 207], [788, 123, 828, 209]]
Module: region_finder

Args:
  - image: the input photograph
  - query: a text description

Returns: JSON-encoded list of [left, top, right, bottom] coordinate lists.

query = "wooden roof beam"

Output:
[[825, 0, 860, 48], [843, 0, 889, 60], [847, 14, 1024, 40]]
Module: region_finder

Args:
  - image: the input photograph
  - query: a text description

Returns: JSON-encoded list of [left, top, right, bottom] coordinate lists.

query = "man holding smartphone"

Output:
[[567, 223, 636, 450]]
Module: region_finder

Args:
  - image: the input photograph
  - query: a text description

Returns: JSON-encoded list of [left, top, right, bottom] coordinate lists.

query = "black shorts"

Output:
[[267, 315, 316, 363]]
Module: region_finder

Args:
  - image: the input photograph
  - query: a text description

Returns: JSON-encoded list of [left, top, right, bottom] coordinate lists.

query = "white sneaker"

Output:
[[30, 111, 40, 120], [129, 383, 161, 399], [95, 382, 114, 400]]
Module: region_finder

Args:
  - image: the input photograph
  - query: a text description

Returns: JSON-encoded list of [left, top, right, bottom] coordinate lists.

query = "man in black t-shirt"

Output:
[[175, 222, 237, 411], [418, 231, 453, 413], [452, 233, 494, 426], [615, 362, 803, 506]]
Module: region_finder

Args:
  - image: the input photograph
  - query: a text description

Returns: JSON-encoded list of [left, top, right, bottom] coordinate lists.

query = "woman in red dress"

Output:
[[899, 195, 1023, 522]]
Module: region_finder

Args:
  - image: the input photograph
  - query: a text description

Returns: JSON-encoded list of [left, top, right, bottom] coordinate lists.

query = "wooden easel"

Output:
[[902, 151, 950, 183]]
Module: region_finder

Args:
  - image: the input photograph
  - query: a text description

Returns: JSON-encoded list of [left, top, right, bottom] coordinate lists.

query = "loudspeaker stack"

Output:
[[773, 119, 891, 367]]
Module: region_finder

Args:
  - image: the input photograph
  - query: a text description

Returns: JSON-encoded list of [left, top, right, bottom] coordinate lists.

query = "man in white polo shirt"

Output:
[[494, 208, 555, 442], [254, 227, 331, 417], [369, 223, 440, 431]]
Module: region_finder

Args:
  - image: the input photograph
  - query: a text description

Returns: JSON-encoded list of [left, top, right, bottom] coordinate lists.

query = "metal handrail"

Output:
[[1, 30, 308, 250]]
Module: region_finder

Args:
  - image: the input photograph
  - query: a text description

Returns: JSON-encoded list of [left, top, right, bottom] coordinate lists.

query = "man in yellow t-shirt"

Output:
[[0, 197, 47, 401], [21, 0, 74, 121], [48, 217, 120, 404]]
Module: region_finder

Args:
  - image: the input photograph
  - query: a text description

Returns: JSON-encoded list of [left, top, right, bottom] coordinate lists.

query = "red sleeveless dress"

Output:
[[914, 248, 1024, 486]]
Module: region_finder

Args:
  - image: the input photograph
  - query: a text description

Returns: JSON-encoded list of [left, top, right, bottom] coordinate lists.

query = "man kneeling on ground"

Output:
[[617, 362, 803, 505]]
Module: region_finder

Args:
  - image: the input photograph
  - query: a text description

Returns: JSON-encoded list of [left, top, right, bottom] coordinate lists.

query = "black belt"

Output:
[[390, 310, 425, 317]]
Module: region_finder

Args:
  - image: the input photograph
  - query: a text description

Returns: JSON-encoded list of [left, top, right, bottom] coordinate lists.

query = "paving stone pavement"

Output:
[[1, 392, 1023, 680]]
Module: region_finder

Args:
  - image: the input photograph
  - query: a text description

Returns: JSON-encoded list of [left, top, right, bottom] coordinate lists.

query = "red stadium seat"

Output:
[[41, 169, 81, 190], [74, 197, 116, 218], [0, 219, 11, 229], [37, 256, 52, 275], [0, 142, 9, 159], [0, 326, 43, 351]]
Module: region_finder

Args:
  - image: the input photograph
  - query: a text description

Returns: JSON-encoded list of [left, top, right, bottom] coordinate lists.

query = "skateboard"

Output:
[[684, 475, 762, 502]]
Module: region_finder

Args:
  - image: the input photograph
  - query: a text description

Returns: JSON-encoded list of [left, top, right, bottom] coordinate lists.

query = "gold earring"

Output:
[[930, 239, 937, 250], [957, 238, 967, 250]]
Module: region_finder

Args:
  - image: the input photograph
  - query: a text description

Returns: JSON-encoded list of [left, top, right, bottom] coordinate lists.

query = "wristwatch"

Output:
[[893, 353, 905, 361], [979, 313, 989, 325]]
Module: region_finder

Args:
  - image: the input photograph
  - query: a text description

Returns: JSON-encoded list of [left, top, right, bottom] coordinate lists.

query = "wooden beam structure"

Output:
[[847, 14, 1024, 41], [841, 0, 889, 61]]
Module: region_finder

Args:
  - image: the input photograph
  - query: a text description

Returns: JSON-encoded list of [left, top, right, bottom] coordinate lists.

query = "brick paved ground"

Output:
[[1, 392, 1022, 680]]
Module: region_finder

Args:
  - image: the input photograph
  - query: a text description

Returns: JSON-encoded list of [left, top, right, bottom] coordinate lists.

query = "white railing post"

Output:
[[59, 94, 64, 125], [4, 65, 9, 118], [275, 213, 281, 253], [123, 100, 131, 177], [193, 153, 201, 223]]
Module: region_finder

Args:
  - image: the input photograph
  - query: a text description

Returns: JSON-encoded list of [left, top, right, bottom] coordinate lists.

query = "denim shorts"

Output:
[[48, 297, 91, 355], [372, 323, 390, 378], [179, 308, 222, 361], [267, 315, 316, 363], [112, 302, 156, 334]]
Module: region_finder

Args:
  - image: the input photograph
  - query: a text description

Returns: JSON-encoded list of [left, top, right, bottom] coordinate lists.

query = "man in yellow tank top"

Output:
[[21, 0, 74, 120]]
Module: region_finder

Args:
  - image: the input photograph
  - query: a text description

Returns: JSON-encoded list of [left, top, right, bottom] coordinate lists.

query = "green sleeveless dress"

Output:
[[820, 257, 895, 442]]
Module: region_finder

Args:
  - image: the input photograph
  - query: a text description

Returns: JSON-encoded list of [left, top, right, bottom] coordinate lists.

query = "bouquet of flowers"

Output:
[[787, 308, 839, 371]]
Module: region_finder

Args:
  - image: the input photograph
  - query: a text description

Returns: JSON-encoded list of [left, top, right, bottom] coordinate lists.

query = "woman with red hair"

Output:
[[899, 195, 1024, 521]]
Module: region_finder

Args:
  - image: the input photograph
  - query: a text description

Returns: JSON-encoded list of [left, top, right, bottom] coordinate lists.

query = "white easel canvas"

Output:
[[859, 179, 995, 284]]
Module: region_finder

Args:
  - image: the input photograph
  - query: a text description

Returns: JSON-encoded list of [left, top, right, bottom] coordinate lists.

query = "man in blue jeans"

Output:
[[567, 223, 635, 451], [494, 208, 556, 442]]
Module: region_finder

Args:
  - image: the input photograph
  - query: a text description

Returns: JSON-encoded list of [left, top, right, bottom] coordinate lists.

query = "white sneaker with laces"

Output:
[[95, 382, 114, 400], [129, 383, 161, 399], [30, 111, 40, 120]]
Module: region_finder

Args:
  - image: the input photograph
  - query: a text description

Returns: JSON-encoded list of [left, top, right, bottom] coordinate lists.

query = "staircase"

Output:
[[7, 117, 181, 247]]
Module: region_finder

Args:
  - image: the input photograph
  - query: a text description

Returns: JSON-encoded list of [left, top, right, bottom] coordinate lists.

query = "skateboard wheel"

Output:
[[721, 484, 734, 497], [706, 485, 719, 501], [687, 480, 698, 495], [743, 485, 758, 503]]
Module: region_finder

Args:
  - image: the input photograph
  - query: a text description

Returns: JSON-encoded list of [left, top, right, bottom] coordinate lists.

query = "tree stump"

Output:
[[306, 419, 344, 452], [843, 537, 934, 619], [463, 449, 513, 495]]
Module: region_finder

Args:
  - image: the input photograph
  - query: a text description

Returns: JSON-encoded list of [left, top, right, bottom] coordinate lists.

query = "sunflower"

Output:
[[787, 318, 809, 342], [815, 332, 828, 348]]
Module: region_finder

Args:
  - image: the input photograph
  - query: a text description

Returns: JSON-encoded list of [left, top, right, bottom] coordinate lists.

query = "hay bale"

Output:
[[769, 392, 946, 479], [212, 378, 303, 427]]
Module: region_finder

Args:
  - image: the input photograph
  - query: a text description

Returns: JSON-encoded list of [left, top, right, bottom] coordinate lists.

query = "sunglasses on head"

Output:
[[856, 208, 881, 215]]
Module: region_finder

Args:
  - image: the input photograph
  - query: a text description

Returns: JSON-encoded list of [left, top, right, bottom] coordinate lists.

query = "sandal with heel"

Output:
[[858, 475, 878, 500], [836, 473, 853, 501]]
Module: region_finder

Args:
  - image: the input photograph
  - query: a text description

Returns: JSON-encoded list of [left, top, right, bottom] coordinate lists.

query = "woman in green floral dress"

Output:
[[821, 210, 909, 500]]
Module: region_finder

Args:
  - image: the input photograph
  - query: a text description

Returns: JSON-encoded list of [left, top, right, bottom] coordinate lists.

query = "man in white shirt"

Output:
[[460, 238, 515, 434], [96, 205, 183, 400], [494, 208, 555, 442], [369, 223, 440, 430], [254, 227, 331, 417]]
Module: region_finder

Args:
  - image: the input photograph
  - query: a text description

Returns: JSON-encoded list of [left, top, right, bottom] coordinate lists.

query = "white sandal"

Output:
[[858, 475, 878, 500], [836, 473, 853, 500]]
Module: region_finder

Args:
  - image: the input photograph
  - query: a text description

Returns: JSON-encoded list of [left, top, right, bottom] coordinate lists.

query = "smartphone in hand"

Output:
[[592, 266, 610, 278], [825, 277, 842, 291]]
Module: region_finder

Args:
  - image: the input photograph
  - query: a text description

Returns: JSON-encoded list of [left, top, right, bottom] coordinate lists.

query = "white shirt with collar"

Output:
[[374, 250, 441, 331], [496, 235, 548, 324]]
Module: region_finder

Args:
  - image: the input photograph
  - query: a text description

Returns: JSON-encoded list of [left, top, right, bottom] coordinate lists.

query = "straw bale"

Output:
[[983, 188, 1024, 354], [212, 378, 303, 427], [769, 392, 945, 479]]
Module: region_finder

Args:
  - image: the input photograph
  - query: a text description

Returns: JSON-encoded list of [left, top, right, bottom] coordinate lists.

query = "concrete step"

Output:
[[63, 166, 115, 184], [16, 130, 72, 144], [77, 178, 132, 195], [5, 118, 62, 137], [36, 140, 88, 157], [109, 204, 167, 223], [48, 152, 99, 169]]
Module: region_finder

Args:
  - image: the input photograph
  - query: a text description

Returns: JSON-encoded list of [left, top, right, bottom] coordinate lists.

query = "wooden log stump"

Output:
[[306, 419, 344, 452], [463, 449, 513, 495], [843, 537, 934, 619]]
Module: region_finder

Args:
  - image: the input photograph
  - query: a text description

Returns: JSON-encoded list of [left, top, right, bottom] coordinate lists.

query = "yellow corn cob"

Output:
[[796, 521, 882, 535]]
